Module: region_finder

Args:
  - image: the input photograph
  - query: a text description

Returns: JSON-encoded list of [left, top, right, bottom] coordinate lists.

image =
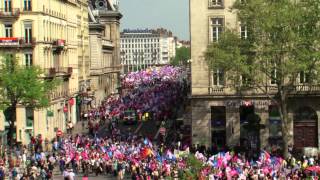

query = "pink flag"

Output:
[[264, 151, 270, 161]]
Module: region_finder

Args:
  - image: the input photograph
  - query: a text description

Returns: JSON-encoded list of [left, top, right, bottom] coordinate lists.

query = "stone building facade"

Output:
[[190, 0, 320, 151], [87, 0, 122, 105], [0, 0, 89, 144]]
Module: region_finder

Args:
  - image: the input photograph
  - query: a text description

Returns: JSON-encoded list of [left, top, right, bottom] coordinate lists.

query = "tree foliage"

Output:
[[0, 56, 59, 144], [0, 57, 58, 109], [179, 155, 204, 179], [171, 47, 191, 66], [205, 0, 320, 156]]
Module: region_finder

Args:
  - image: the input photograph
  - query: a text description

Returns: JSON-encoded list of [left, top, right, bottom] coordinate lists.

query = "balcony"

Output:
[[90, 66, 121, 76], [0, 37, 36, 48], [90, 68, 103, 76], [44, 67, 72, 78], [56, 67, 72, 76], [102, 38, 113, 48], [0, 8, 20, 19], [44, 68, 56, 78], [193, 85, 320, 97], [52, 39, 66, 53], [103, 66, 121, 73]]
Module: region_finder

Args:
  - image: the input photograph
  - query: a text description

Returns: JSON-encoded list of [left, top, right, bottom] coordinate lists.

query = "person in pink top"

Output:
[[82, 172, 88, 180]]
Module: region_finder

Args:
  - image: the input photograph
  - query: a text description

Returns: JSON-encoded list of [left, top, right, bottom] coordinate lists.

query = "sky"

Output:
[[119, 0, 190, 40]]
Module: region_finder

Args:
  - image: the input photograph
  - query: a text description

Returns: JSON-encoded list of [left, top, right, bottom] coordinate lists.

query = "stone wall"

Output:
[[191, 96, 320, 149]]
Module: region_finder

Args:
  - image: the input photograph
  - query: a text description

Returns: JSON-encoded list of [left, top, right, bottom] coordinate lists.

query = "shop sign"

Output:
[[69, 98, 75, 106], [63, 106, 68, 113], [56, 39, 65, 47], [0, 37, 19, 45], [225, 100, 273, 108], [47, 110, 54, 117]]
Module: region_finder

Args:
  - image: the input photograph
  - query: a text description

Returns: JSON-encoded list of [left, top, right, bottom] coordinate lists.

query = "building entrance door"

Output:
[[294, 107, 318, 149], [240, 105, 260, 157], [211, 106, 226, 150]]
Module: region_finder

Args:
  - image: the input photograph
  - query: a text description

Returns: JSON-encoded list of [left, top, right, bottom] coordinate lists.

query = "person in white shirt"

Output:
[[68, 170, 75, 180], [63, 169, 69, 180]]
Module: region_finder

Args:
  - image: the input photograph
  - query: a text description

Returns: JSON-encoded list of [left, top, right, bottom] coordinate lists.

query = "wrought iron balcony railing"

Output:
[[0, 8, 20, 18], [192, 85, 320, 96]]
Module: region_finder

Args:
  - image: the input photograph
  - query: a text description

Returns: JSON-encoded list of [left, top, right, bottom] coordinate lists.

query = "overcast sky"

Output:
[[119, 0, 189, 40]]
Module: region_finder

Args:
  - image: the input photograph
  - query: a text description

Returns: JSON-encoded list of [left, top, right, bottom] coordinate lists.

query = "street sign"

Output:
[[47, 110, 54, 117], [69, 98, 75, 106], [63, 106, 68, 113]]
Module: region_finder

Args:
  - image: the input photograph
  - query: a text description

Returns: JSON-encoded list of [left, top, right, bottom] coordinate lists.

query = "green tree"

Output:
[[205, 0, 320, 156], [179, 155, 203, 179], [171, 47, 191, 66], [0, 56, 58, 145]]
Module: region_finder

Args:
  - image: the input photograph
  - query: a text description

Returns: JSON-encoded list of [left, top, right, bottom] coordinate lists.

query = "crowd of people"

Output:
[[82, 66, 188, 138], [1, 130, 320, 179], [1, 66, 320, 179]]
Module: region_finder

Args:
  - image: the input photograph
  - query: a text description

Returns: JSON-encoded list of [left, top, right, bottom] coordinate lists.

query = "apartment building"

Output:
[[190, 0, 320, 151], [120, 28, 176, 73], [176, 40, 190, 49], [0, 0, 89, 144], [87, 0, 122, 105]]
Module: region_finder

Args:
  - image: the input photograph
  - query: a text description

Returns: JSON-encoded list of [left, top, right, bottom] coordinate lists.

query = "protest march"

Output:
[[0, 66, 320, 180]]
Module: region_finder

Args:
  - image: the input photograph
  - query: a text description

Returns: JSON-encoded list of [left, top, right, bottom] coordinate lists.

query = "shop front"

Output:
[[193, 97, 320, 153]]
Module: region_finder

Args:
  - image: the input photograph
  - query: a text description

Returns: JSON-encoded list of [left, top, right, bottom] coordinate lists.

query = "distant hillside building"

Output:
[[120, 28, 176, 73]]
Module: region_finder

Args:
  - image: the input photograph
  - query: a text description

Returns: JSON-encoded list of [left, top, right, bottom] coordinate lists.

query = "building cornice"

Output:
[[20, 11, 68, 21], [89, 23, 105, 31], [191, 94, 320, 100], [98, 10, 122, 20]]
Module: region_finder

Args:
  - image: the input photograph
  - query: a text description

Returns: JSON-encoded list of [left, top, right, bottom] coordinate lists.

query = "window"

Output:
[[270, 68, 277, 85], [5, 24, 12, 37], [211, 106, 226, 147], [209, 0, 223, 8], [212, 69, 224, 86], [211, 18, 224, 42], [25, 53, 32, 67], [4, 0, 11, 12], [26, 107, 34, 127], [24, 23, 32, 44], [240, 25, 248, 39], [299, 71, 310, 84], [211, 106, 226, 127], [24, 0, 32, 11], [269, 105, 282, 138], [242, 75, 252, 86]]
